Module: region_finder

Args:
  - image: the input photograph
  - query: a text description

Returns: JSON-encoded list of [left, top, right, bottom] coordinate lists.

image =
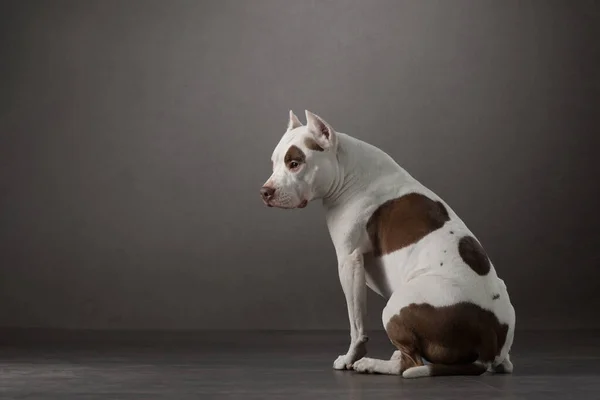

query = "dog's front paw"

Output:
[[352, 357, 375, 374], [333, 337, 369, 370], [333, 354, 354, 370]]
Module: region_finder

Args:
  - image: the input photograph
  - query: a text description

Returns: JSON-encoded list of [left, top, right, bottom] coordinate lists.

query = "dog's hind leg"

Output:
[[353, 349, 427, 374], [402, 362, 487, 378], [489, 305, 515, 374], [352, 356, 402, 375]]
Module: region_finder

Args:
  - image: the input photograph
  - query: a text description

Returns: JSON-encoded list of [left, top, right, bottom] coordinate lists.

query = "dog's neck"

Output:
[[321, 133, 414, 210]]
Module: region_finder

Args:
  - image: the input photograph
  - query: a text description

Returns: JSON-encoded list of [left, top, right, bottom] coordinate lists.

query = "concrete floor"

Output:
[[0, 329, 598, 399]]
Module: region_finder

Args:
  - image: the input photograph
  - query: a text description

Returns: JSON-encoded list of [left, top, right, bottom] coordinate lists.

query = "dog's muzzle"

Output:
[[260, 186, 275, 207]]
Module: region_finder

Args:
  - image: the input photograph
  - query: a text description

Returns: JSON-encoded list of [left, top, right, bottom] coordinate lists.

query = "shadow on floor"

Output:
[[0, 329, 598, 399]]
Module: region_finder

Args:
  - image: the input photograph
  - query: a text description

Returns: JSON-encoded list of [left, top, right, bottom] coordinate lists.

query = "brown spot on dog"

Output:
[[304, 138, 324, 152], [385, 302, 508, 375], [492, 294, 500, 300], [458, 236, 491, 276], [366, 193, 450, 256], [384, 314, 424, 372], [284, 145, 305, 169]]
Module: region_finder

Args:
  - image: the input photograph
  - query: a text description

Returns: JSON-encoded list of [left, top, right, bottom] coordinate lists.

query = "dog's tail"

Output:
[[402, 362, 487, 379]]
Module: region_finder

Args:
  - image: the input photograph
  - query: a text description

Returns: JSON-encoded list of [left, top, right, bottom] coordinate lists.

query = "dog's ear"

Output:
[[287, 110, 303, 131], [305, 110, 337, 149]]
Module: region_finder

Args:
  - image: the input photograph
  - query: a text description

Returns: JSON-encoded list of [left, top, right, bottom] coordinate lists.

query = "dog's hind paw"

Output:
[[352, 357, 376, 374]]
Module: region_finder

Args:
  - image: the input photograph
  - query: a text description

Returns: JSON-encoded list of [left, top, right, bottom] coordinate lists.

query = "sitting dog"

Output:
[[260, 110, 515, 378]]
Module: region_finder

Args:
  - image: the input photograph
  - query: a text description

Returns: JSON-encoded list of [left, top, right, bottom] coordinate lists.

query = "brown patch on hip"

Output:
[[304, 138, 324, 151], [366, 193, 450, 256], [385, 302, 509, 373], [458, 236, 491, 276]]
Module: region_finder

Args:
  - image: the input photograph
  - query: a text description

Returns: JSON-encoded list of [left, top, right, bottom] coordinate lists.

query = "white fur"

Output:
[[353, 357, 402, 375], [263, 110, 516, 375], [401, 366, 431, 379]]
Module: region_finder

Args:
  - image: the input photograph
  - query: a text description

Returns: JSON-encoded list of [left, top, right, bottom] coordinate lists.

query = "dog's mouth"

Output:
[[264, 199, 308, 209]]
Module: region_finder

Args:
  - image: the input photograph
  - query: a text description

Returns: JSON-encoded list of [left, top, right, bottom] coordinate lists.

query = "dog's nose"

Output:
[[260, 186, 275, 201]]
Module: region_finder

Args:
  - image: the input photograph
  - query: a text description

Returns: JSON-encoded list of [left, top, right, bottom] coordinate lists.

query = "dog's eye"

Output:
[[289, 161, 299, 169]]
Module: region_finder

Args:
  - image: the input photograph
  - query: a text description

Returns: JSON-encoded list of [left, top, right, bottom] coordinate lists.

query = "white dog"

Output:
[[260, 110, 515, 378]]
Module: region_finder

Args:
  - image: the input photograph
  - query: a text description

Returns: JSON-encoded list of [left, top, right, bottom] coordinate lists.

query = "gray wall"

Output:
[[1, 0, 598, 331]]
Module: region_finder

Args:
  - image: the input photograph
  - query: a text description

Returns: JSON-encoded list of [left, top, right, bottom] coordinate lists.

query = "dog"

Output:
[[260, 110, 515, 378]]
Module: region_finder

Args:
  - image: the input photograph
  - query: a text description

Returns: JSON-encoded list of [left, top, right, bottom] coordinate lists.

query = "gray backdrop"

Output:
[[1, 0, 599, 331]]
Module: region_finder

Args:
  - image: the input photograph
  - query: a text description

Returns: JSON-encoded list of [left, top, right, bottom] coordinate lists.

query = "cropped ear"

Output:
[[305, 110, 337, 149], [287, 110, 303, 131]]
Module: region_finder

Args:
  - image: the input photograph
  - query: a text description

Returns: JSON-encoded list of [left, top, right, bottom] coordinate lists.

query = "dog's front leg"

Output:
[[333, 249, 368, 370]]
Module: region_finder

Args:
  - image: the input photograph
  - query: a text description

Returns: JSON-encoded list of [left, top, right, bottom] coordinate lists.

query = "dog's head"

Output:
[[260, 110, 339, 209]]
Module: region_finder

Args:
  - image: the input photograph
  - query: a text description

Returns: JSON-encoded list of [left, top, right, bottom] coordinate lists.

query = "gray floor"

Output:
[[0, 329, 598, 399]]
